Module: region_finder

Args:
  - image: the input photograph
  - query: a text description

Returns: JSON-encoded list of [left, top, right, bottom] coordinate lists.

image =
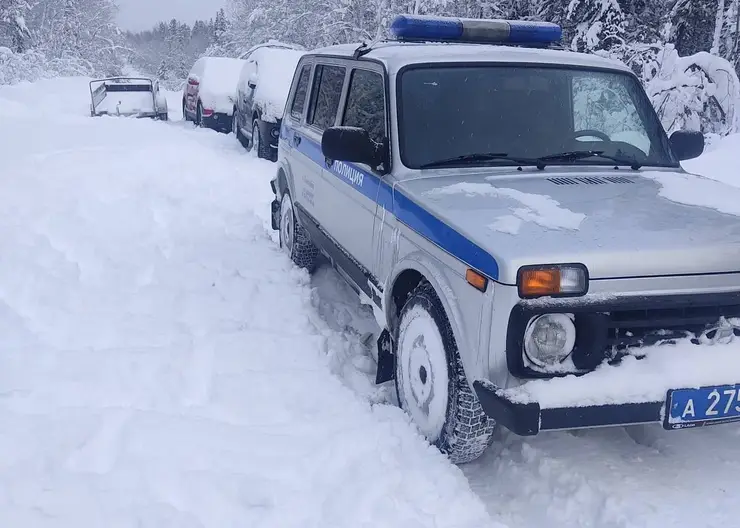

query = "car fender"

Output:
[[272, 156, 296, 202], [384, 251, 484, 387]]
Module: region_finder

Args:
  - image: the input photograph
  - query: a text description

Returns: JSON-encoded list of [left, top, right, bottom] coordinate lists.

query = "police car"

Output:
[[270, 14, 740, 464]]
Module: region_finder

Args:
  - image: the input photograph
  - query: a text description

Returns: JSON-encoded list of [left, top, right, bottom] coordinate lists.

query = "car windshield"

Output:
[[397, 64, 678, 169]]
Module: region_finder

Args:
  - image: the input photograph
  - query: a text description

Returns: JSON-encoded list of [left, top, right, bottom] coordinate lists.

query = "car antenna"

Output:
[[353, 35, 385, 59]]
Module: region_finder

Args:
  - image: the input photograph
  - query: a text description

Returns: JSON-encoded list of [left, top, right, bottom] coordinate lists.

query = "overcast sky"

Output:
[[116, 0, 227, 31]]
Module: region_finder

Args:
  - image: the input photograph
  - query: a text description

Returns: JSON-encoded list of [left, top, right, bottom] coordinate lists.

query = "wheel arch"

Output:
[[384, 254, 480, 385], [273, 161, 295, 203]]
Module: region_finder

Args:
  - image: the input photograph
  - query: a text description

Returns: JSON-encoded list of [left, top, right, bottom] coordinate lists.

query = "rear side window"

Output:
[[290, 64, 311, 119], [308, 64, 346, 131], [342, 69, 386, 145]]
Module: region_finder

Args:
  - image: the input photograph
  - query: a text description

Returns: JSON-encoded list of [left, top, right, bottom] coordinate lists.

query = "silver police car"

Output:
[[270, 14, 738, 464]]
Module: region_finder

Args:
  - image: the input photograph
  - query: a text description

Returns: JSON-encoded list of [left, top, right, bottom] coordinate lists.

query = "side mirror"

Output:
[[322, 126, 381, 168], [670, 130, 704, 161]]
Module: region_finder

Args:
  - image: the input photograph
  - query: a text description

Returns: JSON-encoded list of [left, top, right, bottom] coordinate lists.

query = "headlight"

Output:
[[517, 264, 588, 298], [523, 313, 576, 368]]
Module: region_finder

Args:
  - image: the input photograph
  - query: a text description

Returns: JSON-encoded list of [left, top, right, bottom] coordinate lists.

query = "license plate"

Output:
[[665, 384, 740, 429]]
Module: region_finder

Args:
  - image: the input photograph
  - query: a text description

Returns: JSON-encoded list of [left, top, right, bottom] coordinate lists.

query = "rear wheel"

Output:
[[279, 192, 318, 272], [394, 280, 496, 464], [196, 102, 203, 127]]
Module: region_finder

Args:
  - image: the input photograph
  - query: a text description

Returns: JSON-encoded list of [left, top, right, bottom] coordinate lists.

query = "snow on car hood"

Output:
[[200, 57, 246, 113], [398, 167, 740, 283]]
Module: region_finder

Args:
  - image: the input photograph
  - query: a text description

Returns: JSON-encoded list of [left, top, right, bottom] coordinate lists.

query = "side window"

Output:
[[290, 64, 311, 119], [342, 69, 387, 145], [308, 64, 346, 131]]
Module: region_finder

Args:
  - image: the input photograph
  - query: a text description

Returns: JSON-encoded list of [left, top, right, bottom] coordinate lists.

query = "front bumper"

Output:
[[202, 112, 233, 132], [474, 379, 664, 436], [256, 118, 281, 150], [477, 327, 740, 436]]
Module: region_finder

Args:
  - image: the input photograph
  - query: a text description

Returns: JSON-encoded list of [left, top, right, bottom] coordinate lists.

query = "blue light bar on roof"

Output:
[[389, 14, 562, 45]]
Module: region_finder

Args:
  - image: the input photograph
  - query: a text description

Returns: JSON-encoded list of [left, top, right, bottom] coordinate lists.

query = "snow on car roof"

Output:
[[245, 47, 306, 121], [199, 57, 246, 113], [308, 41, 632, 75], [239, 40, 305, 59]]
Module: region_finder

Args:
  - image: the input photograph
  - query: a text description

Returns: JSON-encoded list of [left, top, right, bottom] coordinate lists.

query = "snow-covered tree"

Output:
[[125, 16, 216, 88], [666, 0, 719, 56], [648, 43, 740, 135], [566, 0, 626, 51], [0, 0, 31, 52]]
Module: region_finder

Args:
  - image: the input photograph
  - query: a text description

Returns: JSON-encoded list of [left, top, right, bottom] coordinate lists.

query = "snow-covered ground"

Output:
[[0, 76, 739, 528], [0, 78, 498, 528]]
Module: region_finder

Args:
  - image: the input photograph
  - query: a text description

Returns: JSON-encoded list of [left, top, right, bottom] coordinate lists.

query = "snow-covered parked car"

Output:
[[269, 14, 740, 465], [233, 41, 306, 161], [183, 56, 246, 132], [90, 77, 168, 120]]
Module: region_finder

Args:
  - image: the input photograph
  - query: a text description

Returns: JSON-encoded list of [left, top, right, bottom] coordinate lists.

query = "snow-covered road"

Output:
[[0, 79, 499, 528], [0, 77, 739, 528]]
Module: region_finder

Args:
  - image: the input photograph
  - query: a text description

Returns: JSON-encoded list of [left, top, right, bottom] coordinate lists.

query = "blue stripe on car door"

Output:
[[291, 130, 500, 281]]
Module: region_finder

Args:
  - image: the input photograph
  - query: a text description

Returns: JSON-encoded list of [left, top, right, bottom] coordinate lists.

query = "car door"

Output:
[[185, 58, 204, 116], [236, 57, 256, 134], [242, 58, 258, 123], [325, 64, 388, 276], [282, 62, 321, 219], [292, 61, 348, 238]]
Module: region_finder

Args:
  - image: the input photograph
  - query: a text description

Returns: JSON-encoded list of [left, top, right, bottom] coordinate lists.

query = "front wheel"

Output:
[[394, 280, 496, 464], [279, 192, 318, 272]]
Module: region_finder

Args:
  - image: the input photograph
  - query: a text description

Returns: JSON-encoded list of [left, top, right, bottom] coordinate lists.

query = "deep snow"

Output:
[[0, 78, 500, 528], [1, 76, 740, 528]]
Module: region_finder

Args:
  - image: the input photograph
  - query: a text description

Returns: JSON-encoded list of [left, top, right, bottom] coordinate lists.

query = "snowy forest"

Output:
[[1, 0, 740, 135], [123, 10, 228, 89]]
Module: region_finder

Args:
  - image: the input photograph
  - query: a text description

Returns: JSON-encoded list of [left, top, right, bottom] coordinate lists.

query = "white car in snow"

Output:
[[183, 56, 246, 132], [89, 77, 168, 120], [233, 42, 306, 161], [269, 14, 740, 466]]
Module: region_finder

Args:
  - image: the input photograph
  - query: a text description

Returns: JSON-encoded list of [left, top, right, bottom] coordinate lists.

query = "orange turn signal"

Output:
[[517, 264, 588, 298], [519, 268, 561, 297], [466, 268, 488, 292]]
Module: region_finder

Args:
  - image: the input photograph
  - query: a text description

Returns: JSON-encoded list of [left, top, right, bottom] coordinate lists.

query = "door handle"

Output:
[[325, 157, 334, 168], [293, 135, 302, 147]]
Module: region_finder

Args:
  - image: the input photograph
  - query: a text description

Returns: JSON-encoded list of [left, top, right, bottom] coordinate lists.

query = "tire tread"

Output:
[[395, 280, 495, 464]]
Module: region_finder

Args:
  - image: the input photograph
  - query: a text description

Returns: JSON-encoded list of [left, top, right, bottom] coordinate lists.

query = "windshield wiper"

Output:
[[419, 152, 545, 170], [537, 150, 642, 170]]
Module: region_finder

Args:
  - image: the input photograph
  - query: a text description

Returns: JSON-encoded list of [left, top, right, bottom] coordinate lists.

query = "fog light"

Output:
[[270, 127, 280, 138], [523, 313, 576, 368]]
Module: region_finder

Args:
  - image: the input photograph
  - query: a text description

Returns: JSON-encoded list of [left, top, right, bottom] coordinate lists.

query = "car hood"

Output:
[[395, 167, 740, 284]]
